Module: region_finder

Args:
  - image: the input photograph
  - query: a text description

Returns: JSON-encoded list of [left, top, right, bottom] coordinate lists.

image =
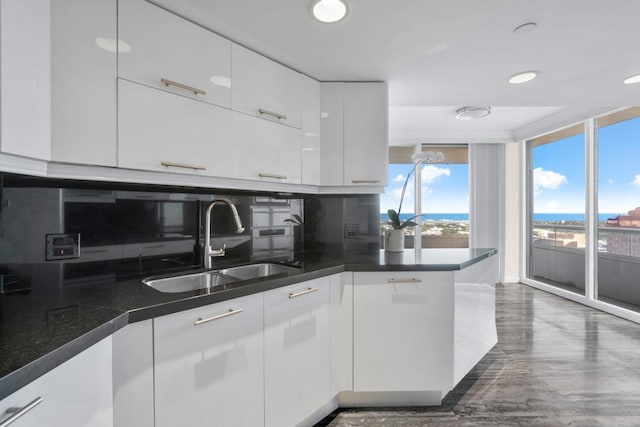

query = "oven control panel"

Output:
[[46, 233, 80, 261]]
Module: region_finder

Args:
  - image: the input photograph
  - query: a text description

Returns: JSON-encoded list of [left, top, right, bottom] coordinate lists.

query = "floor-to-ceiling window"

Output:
[[527, 125, 586, 294], [525, 107, 640, 318], [380, 145, 469, 248], [596, 108, 640, 310]]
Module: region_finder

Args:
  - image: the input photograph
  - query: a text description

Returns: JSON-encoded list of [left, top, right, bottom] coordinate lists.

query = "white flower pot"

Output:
[[384, 229, 405, 252]]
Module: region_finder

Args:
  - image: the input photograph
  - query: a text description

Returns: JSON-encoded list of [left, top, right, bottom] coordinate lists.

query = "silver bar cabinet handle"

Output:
[[258, 108, 287, 120], [259, 173, 288, 180], [387, 278, 422, 284], [194, 308, 243, 326], [160, 78, 206, 95], [352, 180, 381, 184], [289, 287, 319, 299], [161, 161, 206, 171], [1, 397, 43, 427]]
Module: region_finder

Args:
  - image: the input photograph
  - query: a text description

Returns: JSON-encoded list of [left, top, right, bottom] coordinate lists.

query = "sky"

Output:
[[533, 116, 640, 214], [379, 162, 469, 214], [380, 116, 640, 215]]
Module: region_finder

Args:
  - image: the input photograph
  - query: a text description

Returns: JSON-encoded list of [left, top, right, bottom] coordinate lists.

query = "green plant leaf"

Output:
[[387, 209, 401, 229]]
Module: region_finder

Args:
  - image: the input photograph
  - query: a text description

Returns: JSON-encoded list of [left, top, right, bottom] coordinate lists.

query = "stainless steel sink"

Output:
[[143, 271, 238, 293], [217, 263, 300, 280], [143, 263, 300, 293]]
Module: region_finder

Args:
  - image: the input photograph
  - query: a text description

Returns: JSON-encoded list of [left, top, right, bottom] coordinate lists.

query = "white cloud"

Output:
[[421, 165, 450, 184], [533, 167, 568, 196], [547, 201, 560, 212], [393, 174, 406, 183], [631, 175, 640, 186], [608, 178, 616, 185]]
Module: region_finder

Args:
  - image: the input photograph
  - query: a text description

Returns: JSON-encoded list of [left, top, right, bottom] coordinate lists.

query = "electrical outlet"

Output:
[[344, 224, 359, 238]]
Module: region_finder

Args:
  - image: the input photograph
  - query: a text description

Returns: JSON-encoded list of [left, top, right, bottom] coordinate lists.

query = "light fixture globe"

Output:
[[455, 106, 491, 120], [312, 0, 348, 23]]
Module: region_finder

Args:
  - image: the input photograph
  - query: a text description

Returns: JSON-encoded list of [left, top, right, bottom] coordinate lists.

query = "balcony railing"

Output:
[[531, 223, 640, 312]]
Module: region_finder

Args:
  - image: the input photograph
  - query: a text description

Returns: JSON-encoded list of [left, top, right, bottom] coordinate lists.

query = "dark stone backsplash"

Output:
[[0, 172, 379, 286]]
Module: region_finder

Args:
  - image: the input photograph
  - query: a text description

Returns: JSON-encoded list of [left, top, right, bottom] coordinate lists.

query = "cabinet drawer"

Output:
[[231, 44, 301, 129], [118, 0, 231, 108]]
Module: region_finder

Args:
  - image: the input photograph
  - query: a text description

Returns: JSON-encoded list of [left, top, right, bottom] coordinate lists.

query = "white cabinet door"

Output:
[[1, 0, 117, 164], [330, 272, 353, 396], [0, 337, 113, 427], [154, 293, 264, 427], [118, 79, 234, 176], [118, 0, 231, 108], [264, 278, 331, 427], [319, 82, 345, 186], [113, 321, 154, 427], [232, 44, 301, 129], [319, 82, 388, 187], [343, 83, 389, 186], [301, 75, 321, 185], [231, 112, 302, 184], [0, 0, 51, 160], [50, 0, 117, 166], [353, 271, 454, 392]]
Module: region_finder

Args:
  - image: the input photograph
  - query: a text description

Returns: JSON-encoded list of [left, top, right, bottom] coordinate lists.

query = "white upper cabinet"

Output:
[[319, 82, 345, 186], [230, 112, 302, 184], [118, 79, 234, 176], [319, 82, 388, 187], [118, 0, 231, 108], [343, 82, 389, 186], [1, 0, 117, 165], [231, 44, 302, 128], [301, 75, 321, 185], [51, 0, 117, 166]]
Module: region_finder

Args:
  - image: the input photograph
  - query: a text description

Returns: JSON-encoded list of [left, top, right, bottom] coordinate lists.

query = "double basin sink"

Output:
[[143, 263, 300, 293]]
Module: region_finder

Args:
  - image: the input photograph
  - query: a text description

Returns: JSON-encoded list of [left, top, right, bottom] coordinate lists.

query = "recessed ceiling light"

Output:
[[508, 71, 538, 84], [312, 0, 348, 23], [624, 74, 640, 84], [455, 106, 491, 120]]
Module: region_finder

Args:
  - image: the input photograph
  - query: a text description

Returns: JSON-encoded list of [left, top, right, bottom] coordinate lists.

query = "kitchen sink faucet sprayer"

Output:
[[204, 198, 244, 268]]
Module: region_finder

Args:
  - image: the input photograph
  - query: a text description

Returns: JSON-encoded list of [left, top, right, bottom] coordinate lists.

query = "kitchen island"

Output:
[[0, 248, 497, 426]]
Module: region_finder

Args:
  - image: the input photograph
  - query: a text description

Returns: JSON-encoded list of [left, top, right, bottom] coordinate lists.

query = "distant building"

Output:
[[606, 207, 640, 257]]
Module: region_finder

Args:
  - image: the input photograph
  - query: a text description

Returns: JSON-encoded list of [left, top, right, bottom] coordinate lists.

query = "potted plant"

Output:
[[384, 163, 421, 252]]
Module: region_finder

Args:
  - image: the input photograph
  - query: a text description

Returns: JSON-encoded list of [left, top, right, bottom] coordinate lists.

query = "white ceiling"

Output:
[[152, 0, 640, 144]]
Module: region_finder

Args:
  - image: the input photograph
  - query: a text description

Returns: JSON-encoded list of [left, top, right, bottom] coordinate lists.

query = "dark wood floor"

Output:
[[316, 283, 640, 426]]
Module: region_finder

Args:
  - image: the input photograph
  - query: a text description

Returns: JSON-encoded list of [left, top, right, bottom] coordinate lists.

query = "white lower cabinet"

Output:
[[353, 271, 454, 392], [153, 293, 264, 427], [264, 278, 331, 427], [0, 337, 113, 427]]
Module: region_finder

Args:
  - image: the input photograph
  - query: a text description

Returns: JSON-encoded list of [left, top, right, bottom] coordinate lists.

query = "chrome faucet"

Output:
[[204, 198, 245, 269]]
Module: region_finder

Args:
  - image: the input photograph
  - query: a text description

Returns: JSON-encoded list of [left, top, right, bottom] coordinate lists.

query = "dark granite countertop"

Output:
[[0, 248, 495, 400]]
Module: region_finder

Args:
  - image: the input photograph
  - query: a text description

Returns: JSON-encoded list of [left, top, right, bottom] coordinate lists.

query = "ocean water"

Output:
[[380, 213, 469, 222], [379, 213, 621, 223]]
